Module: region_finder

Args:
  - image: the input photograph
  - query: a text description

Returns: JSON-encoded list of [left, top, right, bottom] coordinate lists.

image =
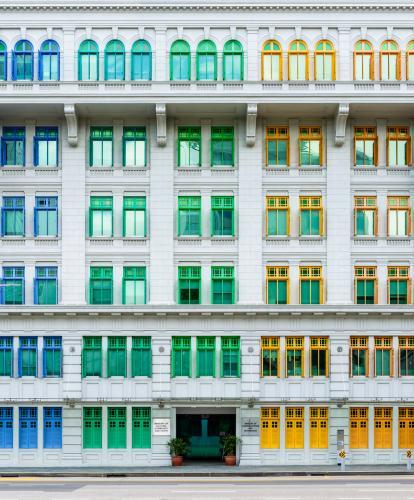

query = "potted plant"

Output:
[[221, 435, 240, 466], [167, 437, 189, 466]]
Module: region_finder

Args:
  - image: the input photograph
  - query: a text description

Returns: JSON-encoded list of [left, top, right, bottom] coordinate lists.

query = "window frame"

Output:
[[43, 407, 62, 449], [285, 407, 304, 449], [178, 196, 202, 237], [1, 196, 25, 236], [266, 126, 289, 167], [288, 40, 309, 81], [43, 336, 62, 378], [374, 337, 393, 377], [298, 126, 323, 166], [122, 266, 146, 305], [210, 126, 234, 167], [285, 337, 304, 377], [196, 336, 216, 377], [260, 407, 280, 449], [353, 40, 374, 81], [83, 407, 102, 449], [386, 127, 412, 167], [78, 39, 99, 81], [82, 337, 102, 378], [211, 266, 235, 305], [399, 337, 414, 377], [107, 337, 127, 378], [266, 266, 289, 305], [196, 40, 217, 81], [299, 266, 323, 304], [314, 40, 336, 81], [34, 266, 58, 305], [350, 336, 369, 377], [261, 337, 279, 377], [122, 196, 146, 238], [18, 337, 37, 377], [38, 40, 60, 81], [354, 196, 377, 237], [122, 127, 147, 167], [0, 338, 13, 377], [107, 407, 127, 449], [131, 40, 152, 81], [177, 126, 201, 167], [310, 337, 329, 377], [0, 41, 7, 81], [221, 336, 240, 378], [262, 40, 282, 81], [33, 127, 58, 168], [266, 196, 290, 237], [350, 407, 369, 449], [12, 40, 34, 81], [354, 266, 377, 304], [299, 196, 323, 236], [34, 195, 58, 238], [0, 408, 13, 448], [178, 266, 201, 305], [222, 40, 244, 81], [1, 126, 26, 166], [407, 41, 414, 80], [104, 39, 125, 81], [19, 407, 37, 449], [309, 407, 329, 449], [89, 267, 113, 305], [89, 196, 113, 238], [132, 407, 151, 448], [1, 266, 25, 305], [380, 40, 400, 81], [171, 336, 192, 377], [89, 127, 113, 168], [170, 39, 191, 81], [354, 127, 378, 166], [131, 337, 152, 377], [211, 196, 235, 237], [388, 266, 411, 305], [399, 407, 414, 448]]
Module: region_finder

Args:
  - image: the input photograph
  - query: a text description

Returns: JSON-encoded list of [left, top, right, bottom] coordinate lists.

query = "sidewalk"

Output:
[[0, 463, 412, 477]]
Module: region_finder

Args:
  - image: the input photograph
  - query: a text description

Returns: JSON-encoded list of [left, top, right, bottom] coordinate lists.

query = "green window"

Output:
[[211, 266, 235, 304], [43, 337, 62, 377], [172, 337, 191, 377], [178, 196, 201, 237], [0, 338, 13, 377], [104, 40, 125, 81], [211, 127, 234, 166], [170, 40, 190, 80], [123, 127, 146, 167], [82, 337, 102, 377], [375, 347, 391, 377], [266, 267, 289, 305], [131, 337, 152, 377], [197, 337, 216, 377], [34, 266, 57, 305], [356, 280, 375, 304], [266, 127, 289, 166], [78, 40, 99, 81], [89, 267, 113, 305], [83, 408, 102, 449], [267, 197, 289, 237], [389, 279, 408, 304], [18, 337, 37, 377], [122, 267, 146, 305], [132, 407, 151, 448], [123, 196, 146, 237], [178, 127, 201, 167], [223, 40, 243, 81], [178, 266, 201, 305], [221, 337, 240, 377], [89, 127, 113, 167], [107, 337, 126, 377], [108, 407, 126, 448], [211, 196, 234, 236], [89, 196, 113, 237], [300, 267, 322, 305], [196, 40, 217, 80]]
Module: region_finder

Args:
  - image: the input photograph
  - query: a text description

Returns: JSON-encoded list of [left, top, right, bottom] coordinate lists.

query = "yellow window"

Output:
[[315, 40, 335, 81], [354, 127, 378, 166], [262, 40, 282, 81], [380, 40, 400, 81], [266, 266, 289, 305], [388, 266, 411, 305], [299, 127, 323, 166], [266, 127, 289, 167], [354, 266, 377, 305], [399, 337, 414, 376], [286, 337, 304, 377], [310, 337, 329, 377], [354, 40, 374, 80], [350, 337, 369, 377], [288, 40, 308, 80], [261, 337, 279, 377], [285, 407, 304, 449], [387, 128, 411, 167], [374, 407, 393, 449], [260, 407, 280, 448], [387, 196, 411, 237], [407, 41, 414, 80], [399, 408, 414, 448], [354, 196, 377, 237], [350, 407, 369, 449], [266, 196, 290, 236], [299, 265, 323, 305], [310, 407, 329, 449]]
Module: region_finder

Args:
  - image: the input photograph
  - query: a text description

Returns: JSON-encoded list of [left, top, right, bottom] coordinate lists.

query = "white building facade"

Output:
[[0, 0, 412, 467]]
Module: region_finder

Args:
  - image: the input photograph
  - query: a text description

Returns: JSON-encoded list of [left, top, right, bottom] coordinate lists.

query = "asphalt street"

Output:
[[0, 475, 412, 500]]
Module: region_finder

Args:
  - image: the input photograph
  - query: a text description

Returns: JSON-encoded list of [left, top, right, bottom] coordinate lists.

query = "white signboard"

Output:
[[152, 418, 170, 436]]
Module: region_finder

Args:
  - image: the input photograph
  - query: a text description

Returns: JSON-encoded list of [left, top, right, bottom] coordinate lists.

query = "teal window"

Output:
[[196, 40, 217, 80], [107, 337, 126, 377], [354, 127, 377, 166], [78, 40, 99, 81], [132, 408, 151, 448], [104, 40, 125, 80], [355, 197, 377, 237], [172, 337, 191, 377], [89, 267, 113, 305], [0, 41, 7, 81], [1, 127, 25, 166], [178, 127, 201, 167], [34, 266, 57, 305], [0, 338, 13, 377], [123, 127, 146, 167], [299, 127, 322, 166], [267, 197, 289, 237], [12, 40, 33, 81], [300, 197, 322, 236], [123, 196, 146, 237], [375, 338, 392, 377], [178, 266, 201, 305], [211, 266, 235, 304], [389, 279, 408, 304], [197, 337, 215, 377], [266, 267, 288, 305], [18, 337, 37, 377], [1, 267, 24, 305], [34, 127, 58, 167], [2, 196, 25, 236], [355, 267, 376, 305], [82, 337, 102, 377], [178, 196, 201, 237], [43, 337, 62, 377], [221, 337, 240, 377], [211, 196, 234, 236], [89, 196, 113, 237], [34, 196, 58, 237], [122, 267, 146, 305], [89, 127, 113, 167], [223, 40, 243, 81], [300, 267, 322, 305], [83, 408, 102, 448], [286, 338, 304, 377], [131, 40, 152, 80], [39, 40, 60, 81], [170, 40, 190, 80], [131, 337, 151, 377], [266, 127, 289, 166], [211, 127, 234, 166]]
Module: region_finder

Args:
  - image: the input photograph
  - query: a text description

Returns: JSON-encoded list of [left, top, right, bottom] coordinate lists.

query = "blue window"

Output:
[[1, 127, 25, 166], [34, 267, 57, 305], [43, 407, 62, 448], [34, 196, 58, 237], [131, 40, 152, 80], [12, 40, 33, 81], [43, 337, 62, 377], [34, 127, 58, 167], [0, 41, 7, 81], [1, 267, 24, 305], [2, 196, 25, 236], [0, 338, 13, 376], [19, 407, 37, 449], [39, 40, 59, 81], [0, 408, 13, 448], [18, 337, 37, 377]]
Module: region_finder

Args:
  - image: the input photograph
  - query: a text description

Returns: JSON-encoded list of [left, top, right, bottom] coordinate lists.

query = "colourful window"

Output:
[[300, 196, 323, 236], [260, 407, 279, 448], [299, 127, 322, 166], [104, 40, 125, 81], [12, 40, 33, 80], [172, 337, 191, 377], [267, 197, 289, 236], [350, 407, 368, 449], [196, 40, 217, 81], [288, 40, 308, 80], [399, 337, 414, 376], [131, 337, 152, 377], [354, 40, 373, 80], [354, 196, 377, 236], [211, 127, 234, 166], [380, 40, 400, 81], [310, 407, 328, 448], [123, 196, 146, 237], [374, 337, 393, 377], [223, 40, 243, 81], [388, 266, 410, 305], [266, 266, 288, 305], [211, 266, 235, 304], [286, 337, 304, 377], [178, 127, 201, 167], [34, 196, 58, 237], [299, 266, 323, 304], [285, 407, 304, 449], [132, 407, 151, 448], [211, 196, 234, 236], [131, 40, 152, 81], [374, 407, 393, 449], [2, 196, 25, 236], [354, 127, 377, 166], [355, 266, 377, 304], [197, 337, 216, 377], [170, 40, 190, 80], [122, 127, 146, 167], [310, 337, 328, 377], [39, 40, 60, 81], [0, 408, 13, 448], [0, 41, 7, 81], [108, 407, 126, 448], [43, 337, 62, 377], [89, 127, 113, 167], [18, 337, 37, 377], [261, 337, 279, 377], [407, 41, 414, 80], [0, 338, 12, 377], [388, 196, 410, 237], [83, 407, 102, 449], [107, 337, 126, 378], [82, 337, 102, 377], [34, 127, 58, 167], [178, 196, 201, 237], [387, 126, 411, 166], [78, 40, 99, 81], [266, 127, 289, 166], [350, 337, 368, 377], [43, 407, 62, 449], [315, 40, 335, 81], [34, 266, 57, 305], [19, 407, 37, 449], [262, 40, 282, 81], [221, 337, 240, 377], [1, 267, 24, 305], [122, 267, 146, 305], [399, 408, 414, 448], [89, 267, 113, 305], [1, 127, 25, 166], [178, 266, 201, 305]]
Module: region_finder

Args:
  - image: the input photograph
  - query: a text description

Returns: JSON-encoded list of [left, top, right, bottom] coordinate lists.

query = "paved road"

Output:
[[0, 475, 412, 499]]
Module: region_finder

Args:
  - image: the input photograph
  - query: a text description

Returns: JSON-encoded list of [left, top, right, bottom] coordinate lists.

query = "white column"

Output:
[[338, 28, 351, 81], [376, 119, 387, 168], [247, 28, 259, 81], [62, 28, 76, 81], [155, 29, 167, 81]]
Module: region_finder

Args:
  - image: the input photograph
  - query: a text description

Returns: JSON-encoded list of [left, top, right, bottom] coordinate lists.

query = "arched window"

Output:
[[78, 40, 99, 81], [131, 40, 152, 80], [12, 40, 33, 80], [223, 40, 243, 81], [196, 40, 217, 81], [380, 40, 400, 80], [288, 40, 308, 80], [315, 40, 335, 81], [262, 40, 282, 81], [0, 41, 7, 81], [170, 40, 190, 80], [39, 40, 60, 81], [104, 40, 125, 81], [407, 41, 414, 80], [354, 40, 374, 81]]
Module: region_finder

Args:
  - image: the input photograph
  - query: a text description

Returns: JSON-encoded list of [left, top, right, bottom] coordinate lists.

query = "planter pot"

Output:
[[224, 455, 236, 466], [171, 455, 184, 466]]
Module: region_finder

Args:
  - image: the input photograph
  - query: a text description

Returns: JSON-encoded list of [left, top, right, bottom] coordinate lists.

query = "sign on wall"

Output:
[[241, 417, 260, 436], [152, 418, 171, 436]]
